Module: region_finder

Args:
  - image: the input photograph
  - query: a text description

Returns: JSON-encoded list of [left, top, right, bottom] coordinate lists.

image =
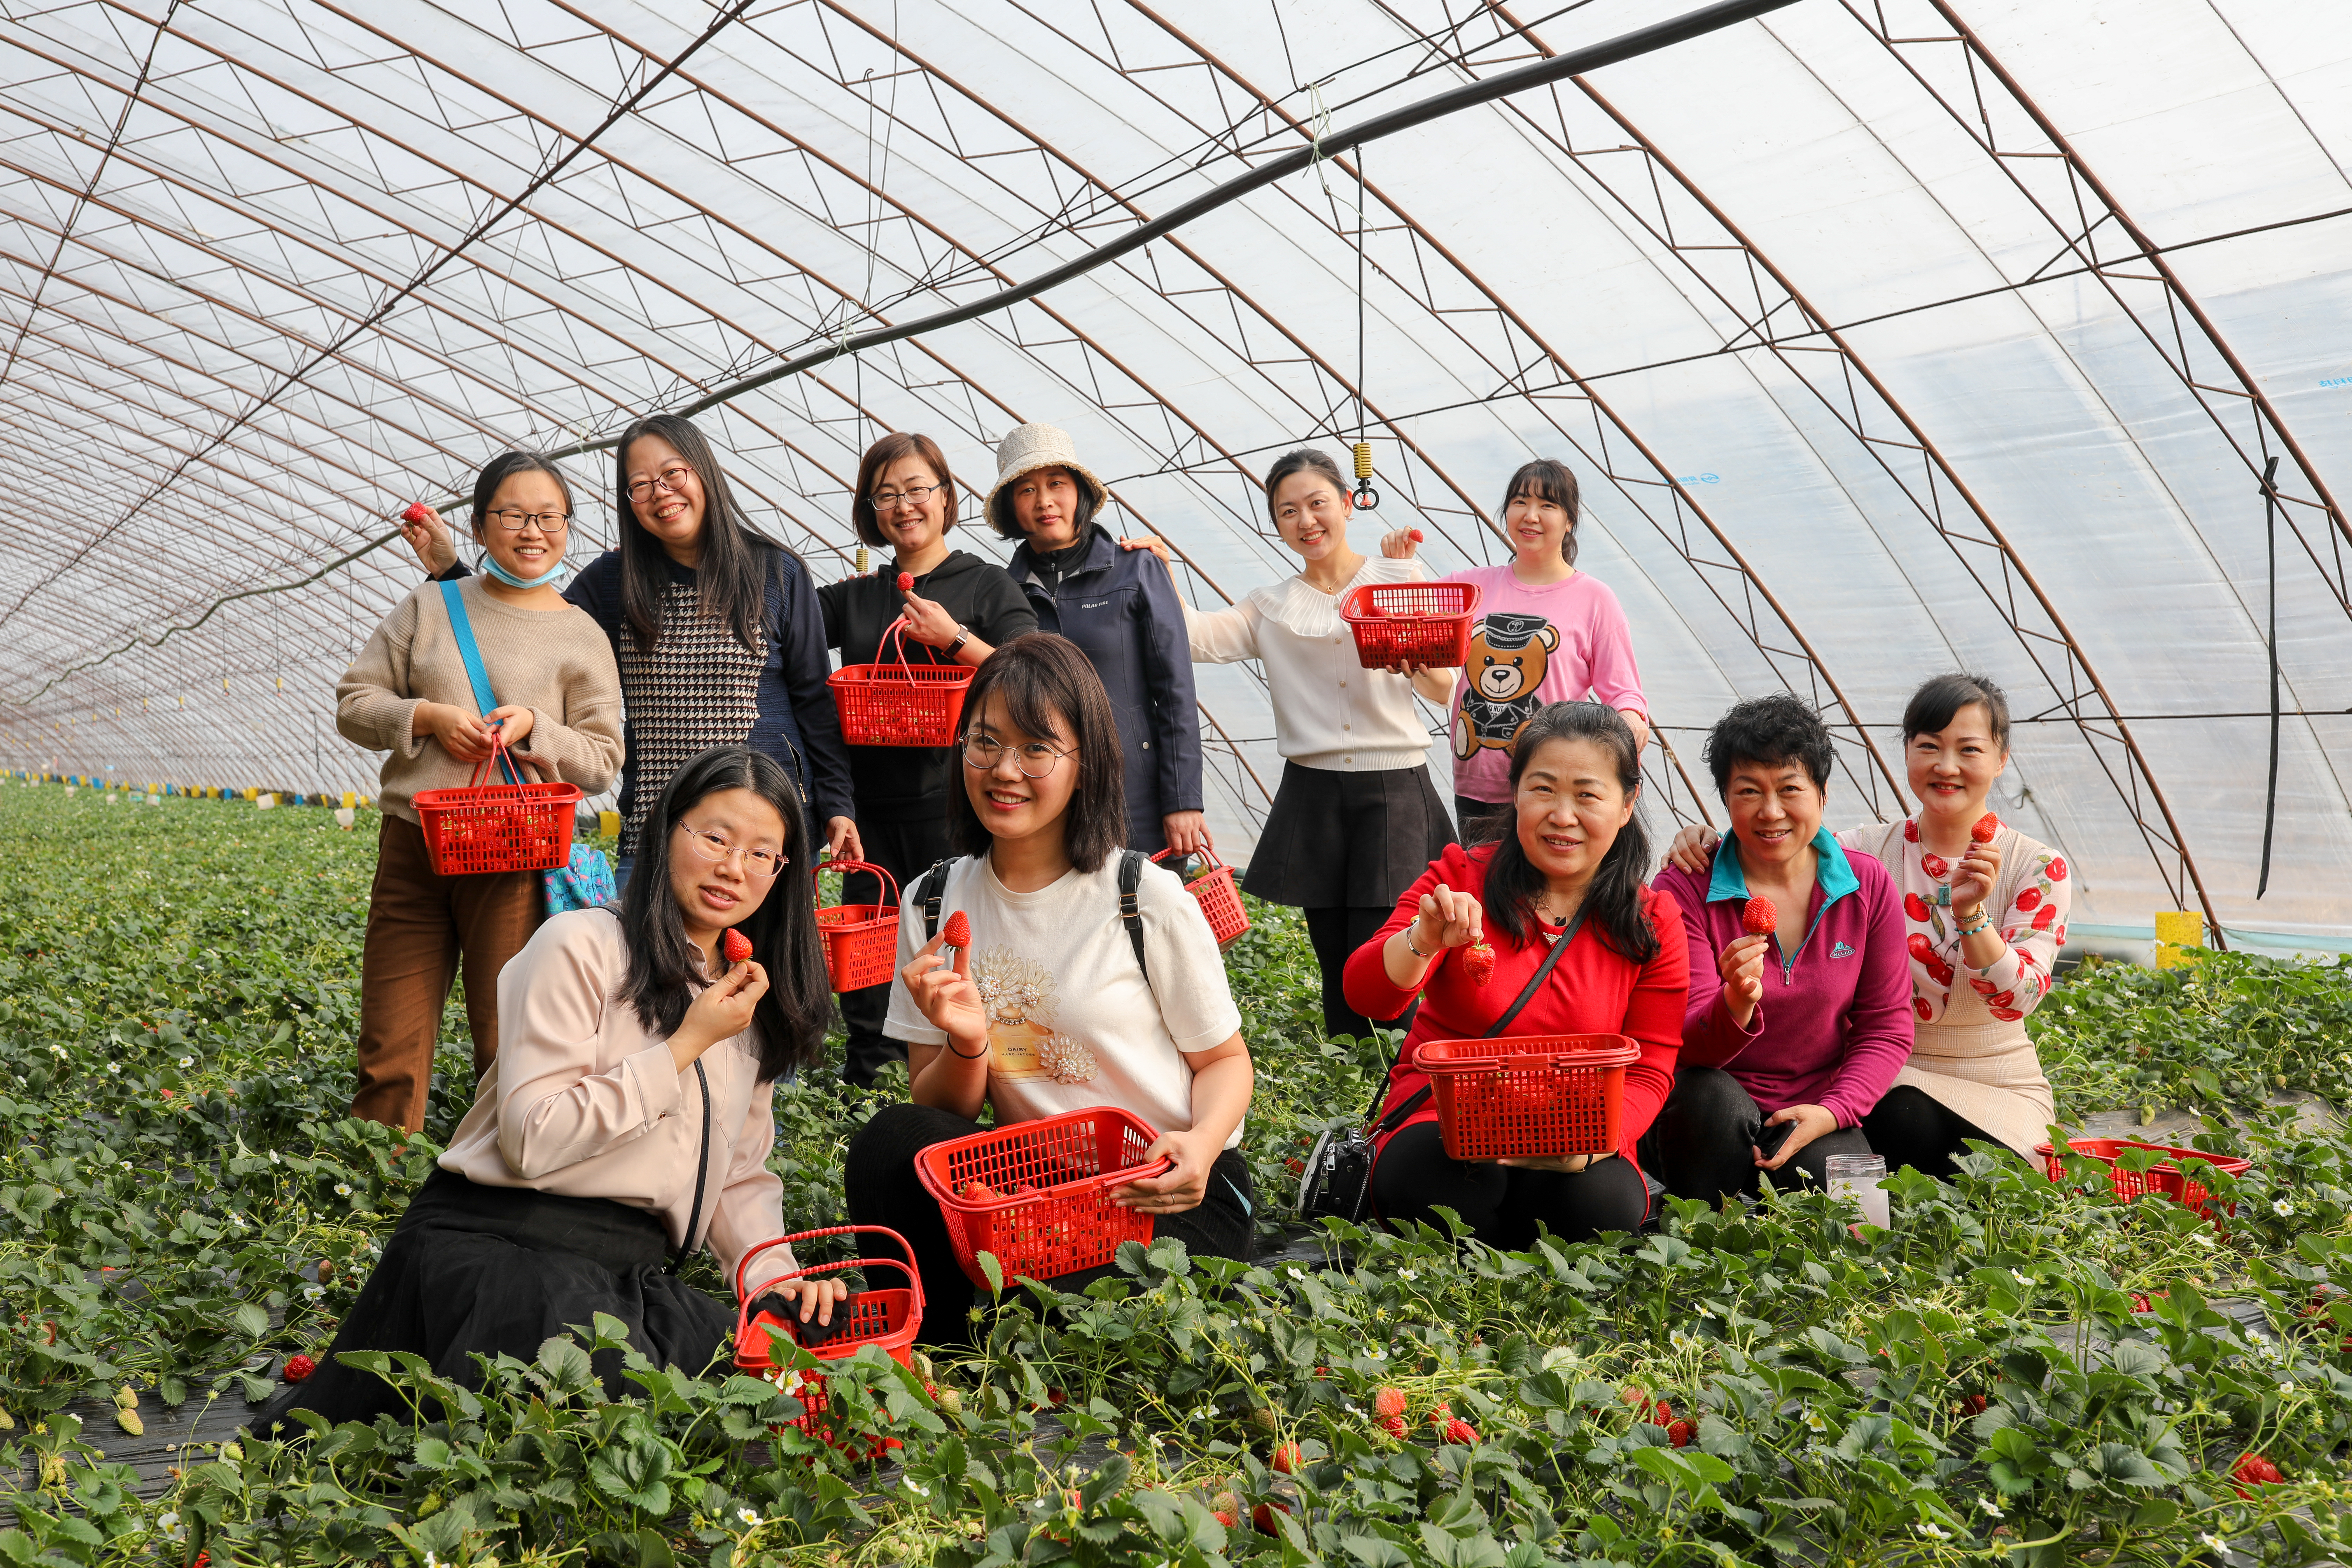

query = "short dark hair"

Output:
[[1902, 672, 2010, 753], [468, 451, 576, 542], [947, 634, 1126, 872], [1262, 448, 1348, 525], [1468, 702, 1659, 962], [1502, 458, 1580, 564], [988, 468, 1100, 542], [618, 746, 833, 1081], [851, 432, 958, 549], [1703, 692, 1834, 797], [614, 412, 791, 653]]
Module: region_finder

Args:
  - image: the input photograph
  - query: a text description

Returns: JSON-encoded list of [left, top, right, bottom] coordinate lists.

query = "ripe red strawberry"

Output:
[[1426, 1402, 1451, 1425], [1284, 1156, 1306, 1175], [1378, 1413, 1406, 1437], [1652, 1399, 1673, 1426], [1460, 942, 1496, 986], [723, 928, 752, 966], [1407, 529, 1424, 543], [1742, 897, 1777, 936], [1252, 1502, 1283, 1535], [402, 502, 434, 526], [1959, 1393, 1988, 1415], [1666, 1418, 1695, 1447], [942, 910, 972, 950], [282, 1353, 315, 1383], [1212, 1507, 1238, 1529], [1374, 1386, 1407, 1419], [897, 572, 915, 592], [2232, 1452, 2284, 1496], [1619, 1384, 1648, 1408], [1444, 1417, 1478, 1445], [1971, 812, 2000, 843], [1270, 1442, 1302, 1474]]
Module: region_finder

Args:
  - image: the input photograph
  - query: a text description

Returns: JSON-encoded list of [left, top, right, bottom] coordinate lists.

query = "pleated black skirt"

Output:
[[253, 1167, 734, 1433], [1241, 761, 1456, 910]]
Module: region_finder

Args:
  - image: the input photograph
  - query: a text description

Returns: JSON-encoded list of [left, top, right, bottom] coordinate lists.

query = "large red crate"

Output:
[[1415, 1034, 1641, 1161], [914, 1107, 1168, 1288], [1338, 581, 1480, 670], [2035, 1137, 2251, 1222]]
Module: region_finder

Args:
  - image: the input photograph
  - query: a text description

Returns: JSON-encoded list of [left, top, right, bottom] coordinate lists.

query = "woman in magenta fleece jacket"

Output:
[[1645, 693, 1913, 1202]]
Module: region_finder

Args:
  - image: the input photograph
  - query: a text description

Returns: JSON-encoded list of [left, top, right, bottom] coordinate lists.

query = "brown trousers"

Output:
[[353, 814, 544, 1132]]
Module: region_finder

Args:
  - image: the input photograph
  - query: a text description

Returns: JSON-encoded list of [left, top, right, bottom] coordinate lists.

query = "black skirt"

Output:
[[252, 1168, 735, 1433], [1242, 761, 1456, 910]]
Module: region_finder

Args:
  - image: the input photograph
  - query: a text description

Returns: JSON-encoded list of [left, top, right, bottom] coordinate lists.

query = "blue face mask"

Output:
[[481, 552, 569, 589]]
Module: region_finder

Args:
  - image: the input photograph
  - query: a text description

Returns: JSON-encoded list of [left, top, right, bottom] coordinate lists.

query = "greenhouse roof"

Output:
[[2, 0, 2347, 941]]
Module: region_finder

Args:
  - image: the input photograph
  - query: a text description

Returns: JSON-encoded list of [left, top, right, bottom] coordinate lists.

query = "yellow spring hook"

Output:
[[1351, 440, 1379, 511]]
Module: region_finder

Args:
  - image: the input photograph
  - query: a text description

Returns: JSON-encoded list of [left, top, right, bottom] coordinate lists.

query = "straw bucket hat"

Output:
[[986, 422, 1109, 516]]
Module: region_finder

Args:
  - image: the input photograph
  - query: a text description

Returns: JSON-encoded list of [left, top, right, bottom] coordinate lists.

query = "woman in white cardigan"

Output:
[[1129, 448, 1458, 1039]]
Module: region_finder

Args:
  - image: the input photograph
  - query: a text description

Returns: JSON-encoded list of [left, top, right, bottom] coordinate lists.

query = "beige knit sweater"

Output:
[[338, 578, 624, 824]]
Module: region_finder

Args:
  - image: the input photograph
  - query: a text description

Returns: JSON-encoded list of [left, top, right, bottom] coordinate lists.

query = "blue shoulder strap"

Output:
[[439, 580, 522, 786]]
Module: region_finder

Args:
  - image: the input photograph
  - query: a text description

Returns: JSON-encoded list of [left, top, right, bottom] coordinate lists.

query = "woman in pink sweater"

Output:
[[1647, 694, 1914, 1203]]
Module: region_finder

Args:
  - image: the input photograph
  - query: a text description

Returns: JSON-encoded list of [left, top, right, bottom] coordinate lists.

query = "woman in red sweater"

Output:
[[1344, 702, 1688, 1245]]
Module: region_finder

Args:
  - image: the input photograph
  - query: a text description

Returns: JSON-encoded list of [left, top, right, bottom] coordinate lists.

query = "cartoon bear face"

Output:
[[1466, 614, 1557, 703]]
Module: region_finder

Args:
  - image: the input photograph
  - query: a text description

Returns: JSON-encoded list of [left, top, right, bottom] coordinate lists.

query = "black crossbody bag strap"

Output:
[[1116, 850, 1149, 983], [917, 859, 954, 938], [1360, 906, 1590, 1139], [666, 1058, 711, 1275]]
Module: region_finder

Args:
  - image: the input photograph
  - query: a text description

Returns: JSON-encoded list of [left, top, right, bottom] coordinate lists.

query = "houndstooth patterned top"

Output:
[[616, 579, 767, 855]]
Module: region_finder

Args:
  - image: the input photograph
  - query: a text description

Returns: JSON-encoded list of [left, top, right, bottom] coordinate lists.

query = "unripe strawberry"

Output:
[[282, 1353, 315, 1383], [942, 911, 972, 949], [1212, 1507, 1238, 1528], [1210, 1488, 1239, 1519], [1742, 897, 1777, 936], [1248, 1406, 1279, 1433], [1971, 812, 2000, 843], [723, 928, 752, 966], [1373, 1386, 1407, 1419]]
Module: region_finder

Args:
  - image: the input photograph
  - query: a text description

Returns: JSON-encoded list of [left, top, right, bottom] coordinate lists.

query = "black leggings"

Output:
[[1861, 1085, 1998, 1181], [843, 1102, 1255, 1346], [1635, 1066, 1873, 1204], [1304, 906, 1416, 1042], [1370, 1121, 1648, 1247]]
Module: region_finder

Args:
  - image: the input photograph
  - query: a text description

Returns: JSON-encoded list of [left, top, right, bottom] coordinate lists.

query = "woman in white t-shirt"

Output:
[[843, 634, 1256, 1345]]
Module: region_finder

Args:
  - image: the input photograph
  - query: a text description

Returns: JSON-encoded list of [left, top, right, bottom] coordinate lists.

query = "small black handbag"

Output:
[[1295, 910, 1584, 1223]]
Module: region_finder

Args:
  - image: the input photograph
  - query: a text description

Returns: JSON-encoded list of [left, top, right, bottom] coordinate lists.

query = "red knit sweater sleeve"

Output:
[[1617, 888, 1690, 1147], [1342, 844, 1472, 1022]]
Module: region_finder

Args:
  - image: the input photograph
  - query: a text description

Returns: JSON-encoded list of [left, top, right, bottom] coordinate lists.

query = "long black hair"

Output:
[[947, 634, 1126, 873], [1469, 701, 1659, 961], [614, 412, 793, 653], [618, 746, 831, 1082]]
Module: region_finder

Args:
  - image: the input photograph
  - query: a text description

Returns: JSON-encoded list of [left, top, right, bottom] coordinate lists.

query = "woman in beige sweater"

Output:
[[337, 451, 623, 1132]]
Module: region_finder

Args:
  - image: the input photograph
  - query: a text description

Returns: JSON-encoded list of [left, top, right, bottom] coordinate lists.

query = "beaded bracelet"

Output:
[[1955, 909, 1993, 938]]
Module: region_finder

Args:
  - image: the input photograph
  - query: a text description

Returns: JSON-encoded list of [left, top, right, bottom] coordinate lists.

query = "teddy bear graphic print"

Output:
[[1454, 611, 1558, 760], [971, 948, 1099, 1085]]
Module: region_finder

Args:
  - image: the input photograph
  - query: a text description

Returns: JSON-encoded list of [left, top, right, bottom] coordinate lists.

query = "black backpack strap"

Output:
[[917, 858, 954, 939], [1117, 850, 1150, 984]]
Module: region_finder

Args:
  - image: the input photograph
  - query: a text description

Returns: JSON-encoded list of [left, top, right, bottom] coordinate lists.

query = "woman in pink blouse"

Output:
[[259, 747, 847, 1431], [1665, 674, 2070, 1175]]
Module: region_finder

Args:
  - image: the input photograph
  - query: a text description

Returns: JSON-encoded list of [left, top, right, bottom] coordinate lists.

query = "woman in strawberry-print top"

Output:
[[1667, 673, 2068, 1175]]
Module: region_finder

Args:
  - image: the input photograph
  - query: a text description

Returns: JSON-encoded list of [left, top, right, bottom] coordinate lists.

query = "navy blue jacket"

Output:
[[1006, 526, 1202, 849], [438, 546, 856, 830]]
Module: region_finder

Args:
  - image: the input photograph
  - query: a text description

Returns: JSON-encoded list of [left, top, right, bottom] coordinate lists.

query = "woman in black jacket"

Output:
[[817, 432, 1036, 1086], [986, 423, 1204, 856]]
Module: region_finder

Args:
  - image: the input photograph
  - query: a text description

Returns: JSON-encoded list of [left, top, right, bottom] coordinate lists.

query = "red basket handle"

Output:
[[870, 616, 953, 676], [1149, 843, 1224, 877], [735, 1224, 922, 1318], [462, 725, 529, 791], [939, 1157, 1175, 1211], [813, 858, 901, 909]]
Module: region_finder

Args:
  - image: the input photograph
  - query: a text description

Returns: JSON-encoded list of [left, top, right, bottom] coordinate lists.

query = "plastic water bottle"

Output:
[[1824, 1153, 1890, 1230]]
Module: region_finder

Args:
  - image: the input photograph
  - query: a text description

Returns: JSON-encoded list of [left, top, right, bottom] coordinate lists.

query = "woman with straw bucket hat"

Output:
[[987, 423, 1204, 855]]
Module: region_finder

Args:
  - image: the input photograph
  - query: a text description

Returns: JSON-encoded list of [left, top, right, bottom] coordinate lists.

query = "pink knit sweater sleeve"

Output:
[[1581, 576, 1647, 718]]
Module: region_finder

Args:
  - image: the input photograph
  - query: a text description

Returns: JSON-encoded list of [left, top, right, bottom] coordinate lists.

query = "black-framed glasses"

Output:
[[868, 482, 943, 511], [959, 734, 1071, 779], [625, 464, 696, 503], [674, 822, 787, 879], [484, 508, 571, 533]]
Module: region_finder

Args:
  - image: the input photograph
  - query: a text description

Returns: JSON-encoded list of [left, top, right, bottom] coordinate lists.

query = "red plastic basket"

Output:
[[814, 860, 900, 993], [412, 731, 581, 876], [2034, 1138, 2251, 1221], [1151, 846, 1251, 948], [829, 618, 974, 747], [1415, 1034, 1642, 1161], [734, 1226, 922, 1450], [1338, 581, 1482, 670], [914, 1107, 1169, 1288]]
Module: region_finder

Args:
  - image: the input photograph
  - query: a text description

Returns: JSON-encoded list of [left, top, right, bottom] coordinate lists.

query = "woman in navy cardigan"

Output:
[[984, 423, 1204, 856]]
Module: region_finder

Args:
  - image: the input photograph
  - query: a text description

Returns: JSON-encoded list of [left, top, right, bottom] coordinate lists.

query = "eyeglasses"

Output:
[[868, 482, 943, 511], [625, 464, 697, 503], [959, 734, 1072, 779], [483, 509, 570, 533], [674, 822, 787, 879]]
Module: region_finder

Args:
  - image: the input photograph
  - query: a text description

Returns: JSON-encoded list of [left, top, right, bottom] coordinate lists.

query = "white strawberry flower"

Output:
[[1916, 1521, 1952, 1541], [335, 1183, 352, 1197], [178, 1057, 194, 1069], [1803, 1409, 1828, 1433], [1977, 1497, 2003, 1518], [2273, 1199, 2294, 1217], [737, 1507, 762, 1527]]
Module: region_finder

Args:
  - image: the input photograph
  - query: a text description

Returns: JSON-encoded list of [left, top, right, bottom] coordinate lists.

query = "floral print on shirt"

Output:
[[1872, 818, 2071, 1026]]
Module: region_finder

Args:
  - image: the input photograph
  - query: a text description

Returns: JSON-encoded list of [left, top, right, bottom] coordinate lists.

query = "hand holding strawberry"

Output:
[[942, 910, 972, 950], [397, 501, 457, 575], [723, 927, 752, 967], [1402, 882, 1483, 977], [897, 571, 915, 592], [1460, 941, 1496, 986], [1972, 812, 2000, 843], [1742, 897, 1777, 936]]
